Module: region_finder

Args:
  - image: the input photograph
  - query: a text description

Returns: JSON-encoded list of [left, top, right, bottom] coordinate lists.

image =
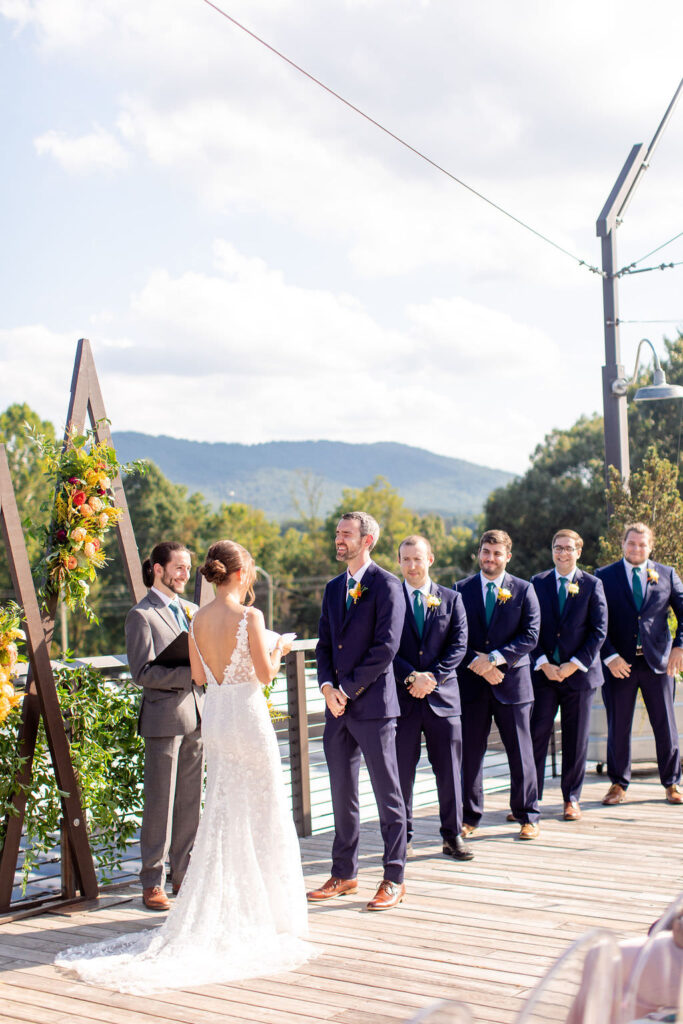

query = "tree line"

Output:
[[2, 330, 682, 656]]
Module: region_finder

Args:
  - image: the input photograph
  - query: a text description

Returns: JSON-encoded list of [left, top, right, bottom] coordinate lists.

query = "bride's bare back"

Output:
[[189, 599, 275, 687]]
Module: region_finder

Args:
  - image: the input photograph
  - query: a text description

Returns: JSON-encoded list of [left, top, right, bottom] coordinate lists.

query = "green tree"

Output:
[[599, 448, 683, 575], [0, 404, 56, 592]]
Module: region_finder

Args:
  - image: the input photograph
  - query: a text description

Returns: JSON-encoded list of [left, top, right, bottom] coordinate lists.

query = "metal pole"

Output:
[[255, 565, 273, 630]]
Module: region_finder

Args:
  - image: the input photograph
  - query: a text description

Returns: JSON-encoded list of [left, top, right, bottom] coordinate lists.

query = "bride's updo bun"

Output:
[[200, 540, 256, 603]]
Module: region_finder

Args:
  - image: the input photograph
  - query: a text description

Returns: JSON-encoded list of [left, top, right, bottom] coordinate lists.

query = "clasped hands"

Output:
[[469, 653, 504, 686], [323, 685, 348, 717], [407, 671, 437, 699], [540, 661, 578, 683], [607, 646, 683, 679]]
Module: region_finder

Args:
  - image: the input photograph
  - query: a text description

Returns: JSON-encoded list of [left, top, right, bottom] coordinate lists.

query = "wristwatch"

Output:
[[488, 654, 497, 664], [405, 672, 417, 687]]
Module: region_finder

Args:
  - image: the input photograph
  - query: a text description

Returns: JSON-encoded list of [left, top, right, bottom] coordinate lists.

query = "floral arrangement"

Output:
[[426, 594, 442, 609], [0, 602, 25, 726], [647, 567, 659, 584], [348, 580, 367, 604], [26, 422, 144, 622], [567, 582, 580, 597], [497, 587, 512, 604]]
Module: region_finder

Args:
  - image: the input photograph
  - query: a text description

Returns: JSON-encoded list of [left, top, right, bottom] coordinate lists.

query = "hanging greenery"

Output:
[[25, 422, 145, 622], [0, 659, 144, 892]]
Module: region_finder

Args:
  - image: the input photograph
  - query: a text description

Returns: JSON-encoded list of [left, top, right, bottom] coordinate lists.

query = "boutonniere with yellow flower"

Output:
[[497, 587, 512, 604], [184, 605, 194, 621], [647, 568, 659, 584], [567, 582, 580, 597], [426, 594, 441, 609], [349, 581, 367, 604]]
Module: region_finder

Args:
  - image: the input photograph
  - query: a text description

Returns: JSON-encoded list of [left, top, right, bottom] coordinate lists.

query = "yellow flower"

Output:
[[349, 581, 367, 604], [426, 594, 442, 609], [497, 587, 512, 604], [184, 606, 194, 621], [647, 568, 659, 584], [567, 582, 580, 596]]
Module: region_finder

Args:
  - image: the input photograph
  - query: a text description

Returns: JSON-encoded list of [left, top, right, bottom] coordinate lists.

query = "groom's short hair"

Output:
[[340, 511, 380, 550], [479, 529, 512, 553]]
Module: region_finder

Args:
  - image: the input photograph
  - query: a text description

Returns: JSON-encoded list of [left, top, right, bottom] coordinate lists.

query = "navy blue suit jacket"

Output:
[[393, 582, 468, 718], [595, 559, 683, 674], [316, 561, 404, 719], [454, 572, 540, 705], [530, 568, 607, 691]]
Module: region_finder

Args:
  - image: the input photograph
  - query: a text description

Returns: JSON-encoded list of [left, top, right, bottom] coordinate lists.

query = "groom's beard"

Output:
[[336, 541, 362, 563]]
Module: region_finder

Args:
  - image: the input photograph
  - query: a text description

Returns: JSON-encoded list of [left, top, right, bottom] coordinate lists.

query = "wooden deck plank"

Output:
[[1, 772, 680, 1024]]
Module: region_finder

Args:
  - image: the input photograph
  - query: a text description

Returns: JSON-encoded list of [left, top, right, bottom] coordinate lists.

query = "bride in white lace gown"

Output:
[[56, 540, 313, 994]]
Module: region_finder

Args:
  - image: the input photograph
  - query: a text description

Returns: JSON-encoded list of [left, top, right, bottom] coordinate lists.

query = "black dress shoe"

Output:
[[443, 836, 474, 861]]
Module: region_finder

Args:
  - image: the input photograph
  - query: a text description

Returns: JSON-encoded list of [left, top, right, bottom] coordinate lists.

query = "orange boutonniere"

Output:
[[647, 568, 659, 584], [349, 581, 367, 604], [426, 594, 441, 609], [497, 587, 512, 604], [184, 605, 194, 621]]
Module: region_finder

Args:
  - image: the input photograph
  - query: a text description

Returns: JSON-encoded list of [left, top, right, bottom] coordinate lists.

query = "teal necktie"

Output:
[[553, 577, 568, 663], [485, 581, 496, 626], [632, 567, 644, 611], [413, 590, 425, 637], [346, 577, 356, 611], [169, 599, 188, 632]]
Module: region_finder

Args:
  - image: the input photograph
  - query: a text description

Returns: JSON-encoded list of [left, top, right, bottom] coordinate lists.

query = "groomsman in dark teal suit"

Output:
[[530, 529, 608, 821], [596, 522, 683, 806], [393, 535, 472, 861], [455, 530, 541, 840]]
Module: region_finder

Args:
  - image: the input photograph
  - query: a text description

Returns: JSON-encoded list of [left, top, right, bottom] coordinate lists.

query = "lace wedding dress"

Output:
[[56, 611, 313, 994]]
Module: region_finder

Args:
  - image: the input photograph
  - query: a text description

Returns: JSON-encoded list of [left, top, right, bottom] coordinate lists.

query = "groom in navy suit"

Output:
[[309, 511, 407, 911], [530, 529, 608, 820], [596, 522, 683, 806], [455, 530, 541, 839], [393, 535, 473, 861]]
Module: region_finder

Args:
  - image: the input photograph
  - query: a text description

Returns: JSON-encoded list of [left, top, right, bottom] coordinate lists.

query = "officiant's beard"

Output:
[[160, 567, 188, 595], [336, 539, 362, 563]]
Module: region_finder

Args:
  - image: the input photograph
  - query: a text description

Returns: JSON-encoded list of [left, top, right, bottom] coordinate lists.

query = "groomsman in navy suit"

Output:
[[455, 530, 541, 839], [393, 535, 473, 861], [596, 522, 683, 806], [530, 529, 608, 820], [309, 511, 407, 911]]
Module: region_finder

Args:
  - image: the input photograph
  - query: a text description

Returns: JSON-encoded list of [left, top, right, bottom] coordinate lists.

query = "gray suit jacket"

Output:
[[125, 590, 205, 738]]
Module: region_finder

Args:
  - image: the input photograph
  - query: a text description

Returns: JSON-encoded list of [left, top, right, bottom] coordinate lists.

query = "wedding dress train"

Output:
[[56, 612, 313, 994]]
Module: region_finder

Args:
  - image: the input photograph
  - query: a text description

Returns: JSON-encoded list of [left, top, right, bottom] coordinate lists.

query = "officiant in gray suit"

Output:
[[125, 541, 205, 911]]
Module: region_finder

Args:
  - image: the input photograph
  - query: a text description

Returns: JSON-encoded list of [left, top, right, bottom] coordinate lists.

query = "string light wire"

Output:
[[201, 0, 604, 276]]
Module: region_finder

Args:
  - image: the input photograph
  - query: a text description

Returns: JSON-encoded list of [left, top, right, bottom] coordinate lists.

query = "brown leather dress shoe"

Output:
[[602, 783, 626, 805], [461, 823, 477, 838], [665, 784, 683, 804], [142, 886, 170, 911], [306, 876, 358, 902], [506, 812, 518, 822], [519, 823, 540, 840], [366, 880, 405, 911], [563, 801, 582, 820]]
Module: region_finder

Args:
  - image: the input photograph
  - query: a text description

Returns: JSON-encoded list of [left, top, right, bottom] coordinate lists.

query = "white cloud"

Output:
[[34, 126, 130, 173]]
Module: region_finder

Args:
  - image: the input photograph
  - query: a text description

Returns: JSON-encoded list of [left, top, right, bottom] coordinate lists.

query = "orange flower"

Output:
[[66, 555, 78, 570], [98, 512, 108, 528], [79, 504, 93, 517], [83, 542, 96, 559], [71, 526, 87, 544], [72, 490, 86, 506], [88, 496, 103, 512]]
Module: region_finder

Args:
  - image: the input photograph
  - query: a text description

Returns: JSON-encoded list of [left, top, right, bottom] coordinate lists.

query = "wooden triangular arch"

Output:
[[0, 338, 148, 911]]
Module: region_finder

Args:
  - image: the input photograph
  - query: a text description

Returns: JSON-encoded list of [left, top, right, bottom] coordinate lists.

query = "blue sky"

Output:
[[1, 0, 683, 473]]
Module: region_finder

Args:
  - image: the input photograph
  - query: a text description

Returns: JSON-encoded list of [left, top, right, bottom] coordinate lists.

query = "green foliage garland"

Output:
[[0, 661, 144, 893]]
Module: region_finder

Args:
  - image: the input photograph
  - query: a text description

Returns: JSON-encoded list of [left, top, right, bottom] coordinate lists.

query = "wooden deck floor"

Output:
[[1, 770, 681, 1024]]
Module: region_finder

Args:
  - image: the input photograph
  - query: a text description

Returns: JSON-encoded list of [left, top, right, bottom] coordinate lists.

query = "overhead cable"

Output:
[[617, 230, 683, 276], [201, 0, 603, 276]]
